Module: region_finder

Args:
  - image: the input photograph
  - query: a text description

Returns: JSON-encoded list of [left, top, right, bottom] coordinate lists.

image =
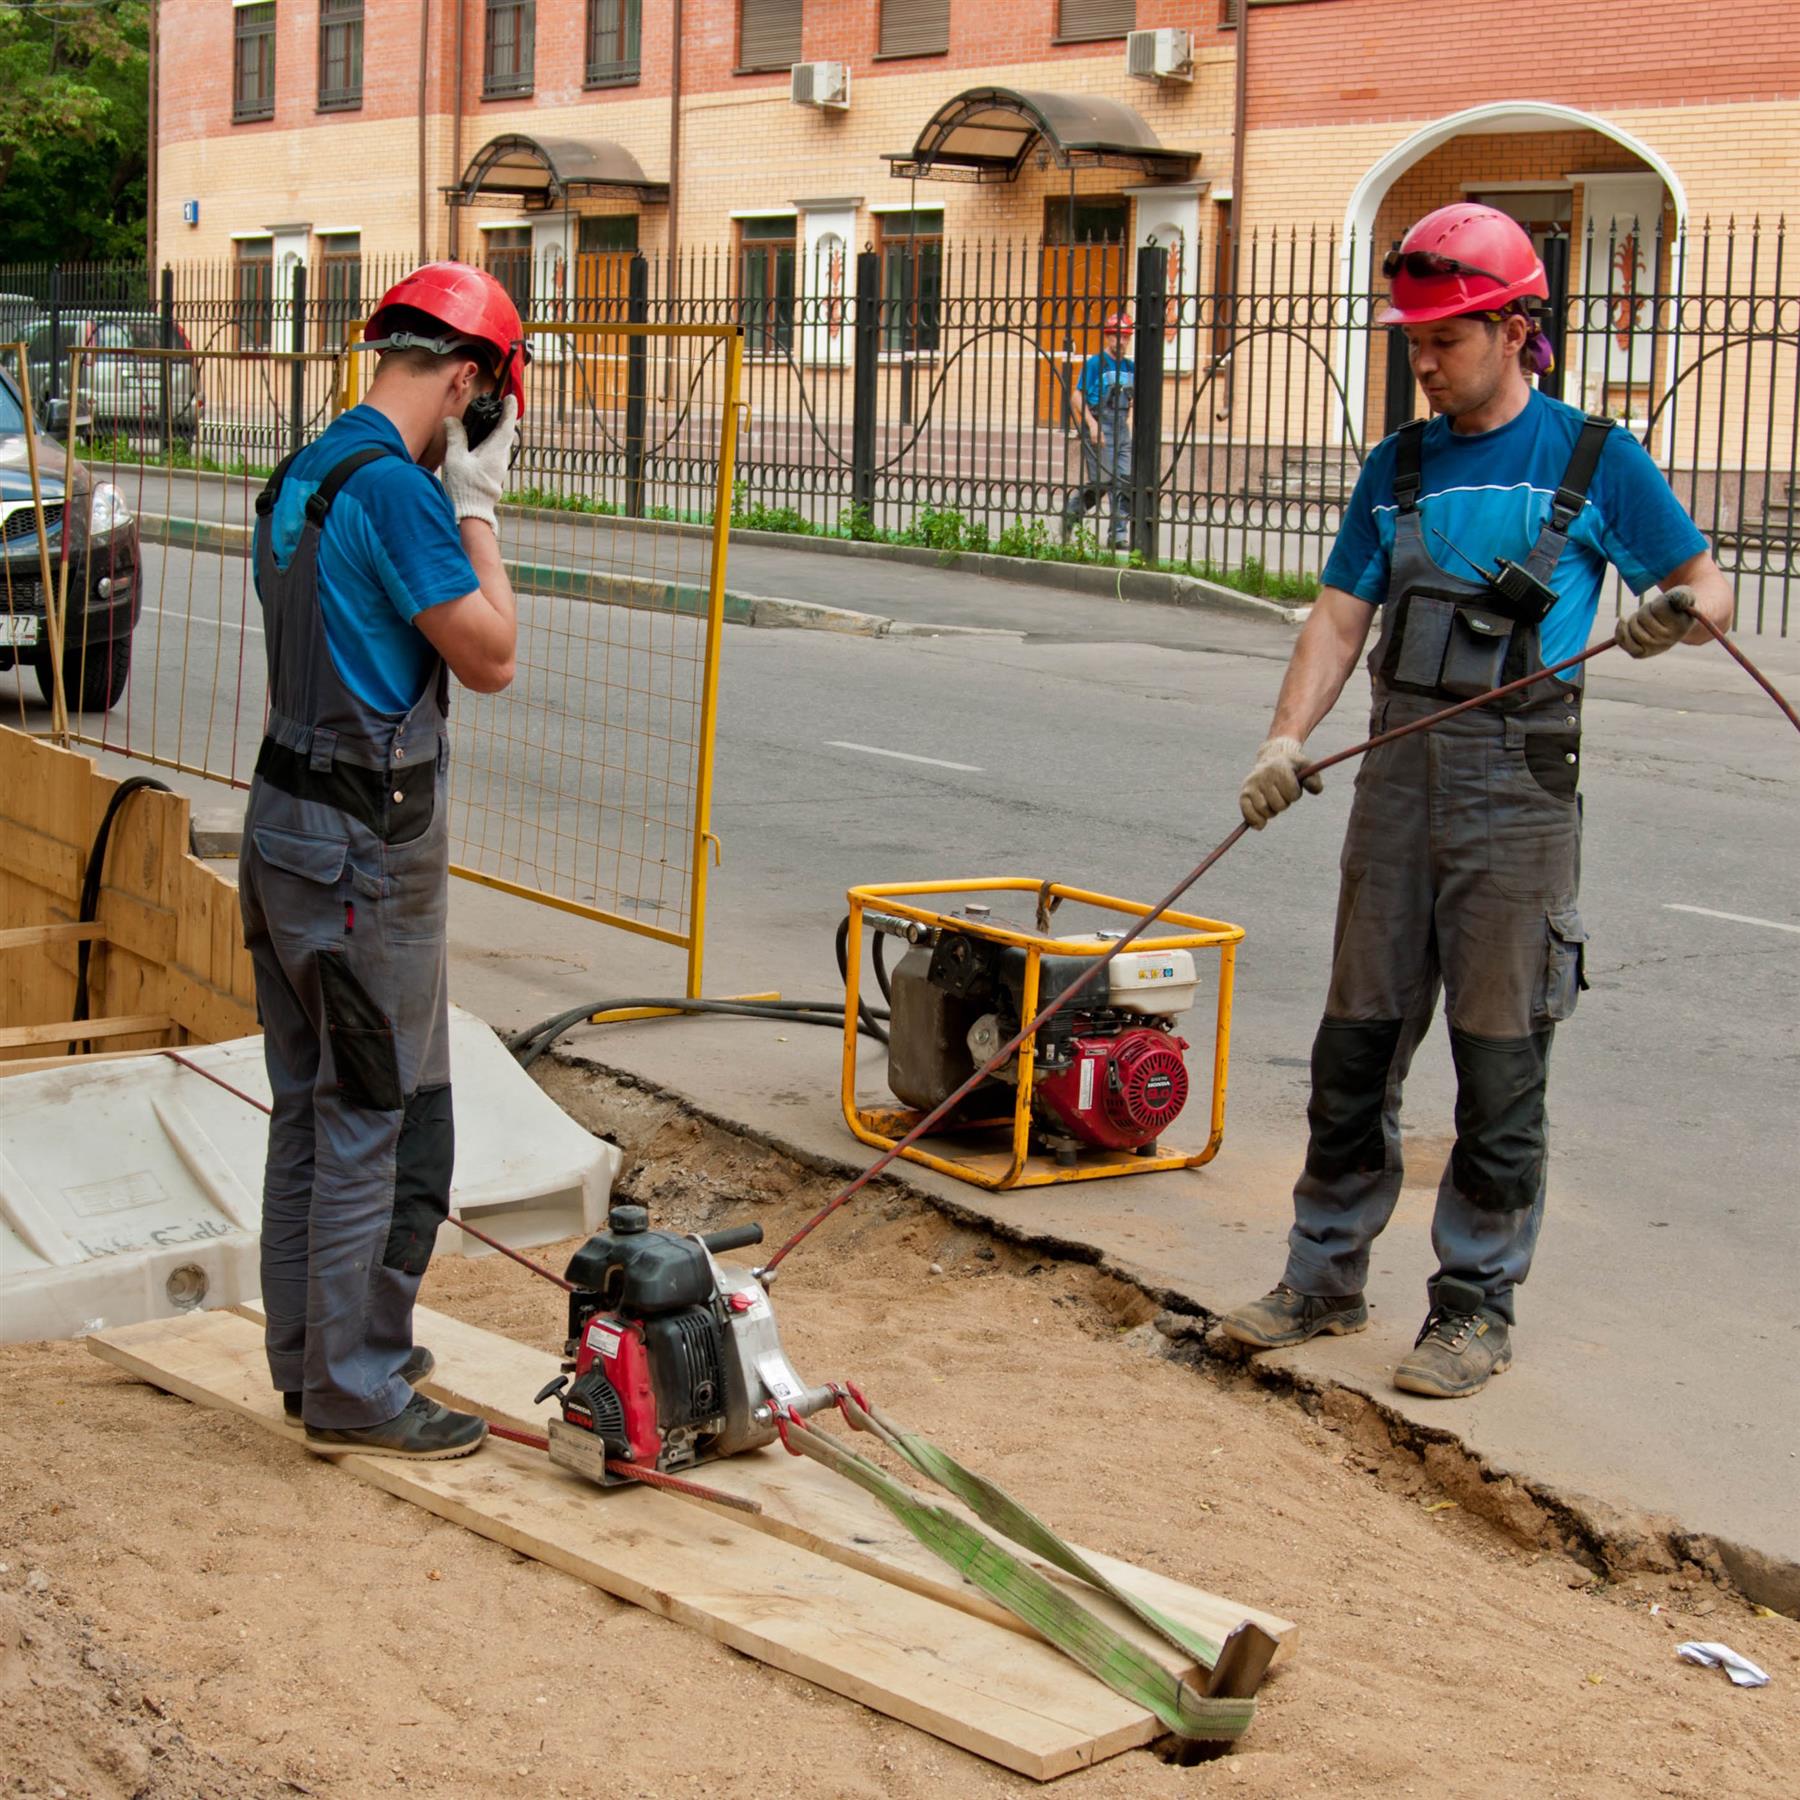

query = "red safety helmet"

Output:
[[364, 261, 530, 415], [1377, 204, 1548, 325], [1103, 311, 1134, 335]]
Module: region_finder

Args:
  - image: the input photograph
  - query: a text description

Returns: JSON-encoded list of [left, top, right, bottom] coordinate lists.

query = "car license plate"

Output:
[[0, 614, 40, 648]]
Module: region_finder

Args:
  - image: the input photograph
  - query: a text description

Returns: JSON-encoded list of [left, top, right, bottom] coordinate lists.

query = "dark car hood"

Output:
[[0, 432, 71, 503]]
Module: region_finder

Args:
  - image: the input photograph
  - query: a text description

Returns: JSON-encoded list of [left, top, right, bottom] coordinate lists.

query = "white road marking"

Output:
[[823, 739, 981, 772], [1663, 904, 1800, 935], [140, 605, 262, 636]]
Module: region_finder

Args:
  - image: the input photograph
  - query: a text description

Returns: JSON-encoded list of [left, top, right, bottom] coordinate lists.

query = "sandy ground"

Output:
[[3, 1063, 1797, 1800]]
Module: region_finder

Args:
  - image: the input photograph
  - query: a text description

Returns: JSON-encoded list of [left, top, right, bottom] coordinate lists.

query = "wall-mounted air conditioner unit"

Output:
[[1126, 28, 1193, 83], [791, 61, 850, 110]]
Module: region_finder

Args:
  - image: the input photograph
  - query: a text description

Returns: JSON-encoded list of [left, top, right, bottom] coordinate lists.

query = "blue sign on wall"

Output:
[[182, 200, 200, 226]]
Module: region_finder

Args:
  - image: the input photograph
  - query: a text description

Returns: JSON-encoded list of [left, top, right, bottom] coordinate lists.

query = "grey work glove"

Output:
[[1239, 735, 1323, 830], [440, 394, 519, 530], [1615, 585, 1696, 658]]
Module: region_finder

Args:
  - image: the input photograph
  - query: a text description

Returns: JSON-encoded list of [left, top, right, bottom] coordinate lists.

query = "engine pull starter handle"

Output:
[[701, 1223, 765, 1255]]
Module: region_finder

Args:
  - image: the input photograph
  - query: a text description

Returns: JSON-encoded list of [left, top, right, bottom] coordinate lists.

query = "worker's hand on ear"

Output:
[[441, 395, 519, 530], [1615, 586, 1696, 658], [1239, 736, 1323, 830]]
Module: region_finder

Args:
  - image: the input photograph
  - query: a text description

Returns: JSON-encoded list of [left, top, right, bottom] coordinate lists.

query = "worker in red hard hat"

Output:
[[1063, 310, 1135, 551], [239, 260, 529, 1461], [1218, 203, 1735, 1397]]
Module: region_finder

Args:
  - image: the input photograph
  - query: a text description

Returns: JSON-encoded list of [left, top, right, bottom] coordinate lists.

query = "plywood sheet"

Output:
[[89, 1310, 1168, 1779]]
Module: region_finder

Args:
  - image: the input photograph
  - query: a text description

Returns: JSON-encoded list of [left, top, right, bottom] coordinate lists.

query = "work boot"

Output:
[[1393, 1280, 1512, 1398], [1217, 1283, 1369, 1350], [305, 1392, 487, 1461], [283, 1345, 438, 1428]]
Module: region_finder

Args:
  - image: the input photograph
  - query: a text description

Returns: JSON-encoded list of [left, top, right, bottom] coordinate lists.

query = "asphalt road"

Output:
[[15, 531, 1798, 1591]]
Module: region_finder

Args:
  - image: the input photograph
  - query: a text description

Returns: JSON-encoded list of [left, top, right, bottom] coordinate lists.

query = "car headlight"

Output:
[[89, 481, 134, 537]]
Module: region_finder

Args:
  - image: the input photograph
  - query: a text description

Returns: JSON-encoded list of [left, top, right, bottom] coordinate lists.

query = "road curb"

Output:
[[135, 515, 1021, 643]]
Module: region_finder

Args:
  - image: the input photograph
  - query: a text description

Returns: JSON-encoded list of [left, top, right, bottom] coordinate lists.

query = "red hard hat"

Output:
[[1103, 311, 1133, 334], [365, 261, 530, 414], [1377, 204, 1548, 326]]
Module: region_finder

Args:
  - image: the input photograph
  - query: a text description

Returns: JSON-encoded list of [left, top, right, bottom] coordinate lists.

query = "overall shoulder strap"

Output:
[[1548, 414, 1614, 532], [253, 449, 304, 520], [303, 445, 404, 528], [1392, 419, 1428, 514]]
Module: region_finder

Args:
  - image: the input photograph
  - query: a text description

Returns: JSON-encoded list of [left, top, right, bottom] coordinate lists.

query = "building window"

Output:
[[878, 0, 948, 57], [235, 240, 275, 350], [484, 0, 535, 99], [586, 0, 641, 87], [738, 0, 802, 73], [1044, 196, 1130, 245], [484, 227, 534, 317], [738, 217, 796, 356], [318, 233, 362, 346], [317, 0, 363, 111], [233, 3, 277, 124], [878, 212, 942, 352], [1055, 0, 1134, 42], [578, 216, 640, 253]]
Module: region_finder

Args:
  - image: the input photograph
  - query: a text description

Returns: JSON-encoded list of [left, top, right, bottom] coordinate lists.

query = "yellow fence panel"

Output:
[[34, 323, 743, 996]]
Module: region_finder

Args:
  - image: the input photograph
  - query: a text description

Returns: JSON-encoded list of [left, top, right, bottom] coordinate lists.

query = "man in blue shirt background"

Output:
[[1219, 205, 1734, 1397], [1063, 312, 1135, 550]]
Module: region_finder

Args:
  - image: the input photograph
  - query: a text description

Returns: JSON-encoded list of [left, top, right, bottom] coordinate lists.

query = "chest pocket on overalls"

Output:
[[1390, 590, 1517, 700]]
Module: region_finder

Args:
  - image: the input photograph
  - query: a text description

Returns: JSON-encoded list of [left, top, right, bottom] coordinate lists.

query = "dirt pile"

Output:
[[1, 1056, 1795, 1798]]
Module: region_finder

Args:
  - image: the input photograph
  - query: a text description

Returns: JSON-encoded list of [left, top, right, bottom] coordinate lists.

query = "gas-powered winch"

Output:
[[534, 1204, 835, 1484]]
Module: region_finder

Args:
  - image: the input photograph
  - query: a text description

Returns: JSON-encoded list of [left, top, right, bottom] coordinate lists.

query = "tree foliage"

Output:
[[0, 1, 149, 262]]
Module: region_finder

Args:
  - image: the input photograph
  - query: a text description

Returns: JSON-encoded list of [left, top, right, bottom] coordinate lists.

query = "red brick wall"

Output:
[[1246, 0, 1800, 128]]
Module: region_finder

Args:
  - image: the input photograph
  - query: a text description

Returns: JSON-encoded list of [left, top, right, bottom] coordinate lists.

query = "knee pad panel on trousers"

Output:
[[1448, 1028, 1551, 1212], [383, 1084, 455, 1276], [1304, 1018, 1405, 1181]]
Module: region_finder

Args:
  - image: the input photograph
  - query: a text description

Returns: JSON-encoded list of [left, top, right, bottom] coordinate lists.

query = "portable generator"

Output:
[[840, 878, 1243, 1191], [535, 1205, 834, 1484]]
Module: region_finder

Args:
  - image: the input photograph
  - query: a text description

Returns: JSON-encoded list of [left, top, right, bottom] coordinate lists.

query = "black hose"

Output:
[[834, 914, 891, 1047], [872, 929, 893, 1005], [508, 994, 888, 1071], [72, 775, 173, 1051]]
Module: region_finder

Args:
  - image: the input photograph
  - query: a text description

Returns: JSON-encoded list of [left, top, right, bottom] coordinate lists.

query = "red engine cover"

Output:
[[573, 1313, 660, 1464], [1032, 1027, 1190, 1152]]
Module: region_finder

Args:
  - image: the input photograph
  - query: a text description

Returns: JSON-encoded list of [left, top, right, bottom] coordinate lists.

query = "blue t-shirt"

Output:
[[1321, 391, 1707, 665], [260, 406, 477, 715], [1077, 351, 1134, 416]]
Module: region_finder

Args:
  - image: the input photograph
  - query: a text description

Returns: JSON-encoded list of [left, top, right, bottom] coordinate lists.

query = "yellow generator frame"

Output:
[[841, 879, 1244, 1192]]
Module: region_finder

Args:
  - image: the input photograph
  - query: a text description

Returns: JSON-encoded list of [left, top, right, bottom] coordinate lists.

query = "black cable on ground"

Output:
[[509, 994, 889, 1072], [72, 775, 173, 1052]]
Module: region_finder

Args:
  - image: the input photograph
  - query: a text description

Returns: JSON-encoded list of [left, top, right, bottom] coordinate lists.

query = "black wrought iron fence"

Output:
[[2, 217, 1793, 633]]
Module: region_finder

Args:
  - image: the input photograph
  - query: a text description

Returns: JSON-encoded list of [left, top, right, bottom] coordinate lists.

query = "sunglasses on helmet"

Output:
[[1382, 248, 1510, 286]]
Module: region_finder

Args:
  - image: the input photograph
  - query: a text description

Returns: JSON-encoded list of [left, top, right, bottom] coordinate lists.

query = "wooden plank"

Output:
[[163, 965, 259, 1046], [0, 920, 106, 951], [89, 1312, 1159, 1779], [0, 1012, 171, 1049], [0, 1045, 167, 1078], [334, 1303, 1298, 1669], [0, 821, 82, 900]]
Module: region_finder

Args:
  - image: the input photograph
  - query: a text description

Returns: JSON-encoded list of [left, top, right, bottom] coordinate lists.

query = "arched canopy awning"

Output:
[[885, 87, 1198, 184], [444, 134, 669, 210]]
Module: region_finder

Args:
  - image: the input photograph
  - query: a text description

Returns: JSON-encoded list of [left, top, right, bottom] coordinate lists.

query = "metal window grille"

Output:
[[578, 215, 640, 253], [318, 0, 364, 111], [879, 0, 948, 57], [1056, 0, 1135, 41], [234, 242, 275, 350], [739, 219, 797, 356], [738, 0, 802, 72], [233, 3, 277, 124], [878, 216, 943, 353], [484, 227, 533, 315], [1221, 0, 1240, 26], [586, 0, 642, 86], [484, 0, 536, 98]]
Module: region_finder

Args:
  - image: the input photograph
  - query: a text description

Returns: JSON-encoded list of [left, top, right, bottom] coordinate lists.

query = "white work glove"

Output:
[[1238, 736, 1323, 830], [1615, 585, 1696, 659], [440, 394, 518, 530]]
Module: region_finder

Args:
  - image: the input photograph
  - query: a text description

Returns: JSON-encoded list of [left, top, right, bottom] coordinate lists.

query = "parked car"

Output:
[[25, 312, 204, 447], [0, 360, 142, 712]]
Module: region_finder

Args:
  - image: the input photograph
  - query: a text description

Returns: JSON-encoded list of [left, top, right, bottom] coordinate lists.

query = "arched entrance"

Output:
[[1336, 103, 1688, 442]]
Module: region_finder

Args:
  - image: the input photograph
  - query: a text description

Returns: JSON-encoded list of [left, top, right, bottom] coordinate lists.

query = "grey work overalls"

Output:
[[1066, 356, 1134, 548], [239, 445, 455, 1430], [1282, 415, 1612, 1323]]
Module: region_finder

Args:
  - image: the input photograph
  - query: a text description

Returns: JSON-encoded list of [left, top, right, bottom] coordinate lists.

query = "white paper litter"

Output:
[[1676, 1641, 1771, 1687]]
